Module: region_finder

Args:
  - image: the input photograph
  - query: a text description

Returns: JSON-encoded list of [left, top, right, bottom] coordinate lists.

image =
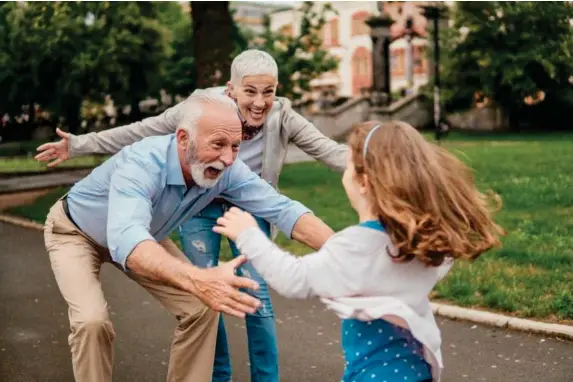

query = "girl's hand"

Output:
[[213, 207, 258, 242]]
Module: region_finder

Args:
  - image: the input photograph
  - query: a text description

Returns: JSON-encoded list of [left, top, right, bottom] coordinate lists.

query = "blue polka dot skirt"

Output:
[[340, 318, 433, 382]]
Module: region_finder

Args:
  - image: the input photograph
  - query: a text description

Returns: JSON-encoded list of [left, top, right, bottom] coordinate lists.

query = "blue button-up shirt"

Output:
[[67, 134, 311, 270]]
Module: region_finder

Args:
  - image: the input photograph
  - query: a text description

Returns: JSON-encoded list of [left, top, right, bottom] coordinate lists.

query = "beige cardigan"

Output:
[[68, 87, 348, 188]]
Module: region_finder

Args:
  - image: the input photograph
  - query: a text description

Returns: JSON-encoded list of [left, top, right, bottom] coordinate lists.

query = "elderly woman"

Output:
[[35, 49, 347, 382]]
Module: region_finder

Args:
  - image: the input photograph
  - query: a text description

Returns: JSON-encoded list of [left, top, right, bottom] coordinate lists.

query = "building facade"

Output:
[[231, 1, 291, 34], [181, 1, 289, 34], [269, 1, 432, 99]]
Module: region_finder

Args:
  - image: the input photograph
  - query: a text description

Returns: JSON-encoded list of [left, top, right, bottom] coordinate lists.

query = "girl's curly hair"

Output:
[[347, 120, 505, 266]]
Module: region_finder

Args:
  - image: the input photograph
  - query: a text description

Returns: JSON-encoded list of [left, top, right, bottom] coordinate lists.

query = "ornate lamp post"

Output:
[[422, 2, 448, 140], [366, 2, 395, 107], [405, 15, 414, 92]]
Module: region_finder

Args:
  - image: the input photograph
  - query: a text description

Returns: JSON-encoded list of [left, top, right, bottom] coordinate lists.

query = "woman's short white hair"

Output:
[[177, 89, 238, 138], [230, 49, 279, 86]]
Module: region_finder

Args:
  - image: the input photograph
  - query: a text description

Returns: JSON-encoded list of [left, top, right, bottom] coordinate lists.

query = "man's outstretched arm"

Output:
[[107, 157, 261, 318]]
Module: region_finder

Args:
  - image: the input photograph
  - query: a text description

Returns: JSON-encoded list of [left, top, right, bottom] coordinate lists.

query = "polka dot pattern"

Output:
[[340, 318, 432, 382]]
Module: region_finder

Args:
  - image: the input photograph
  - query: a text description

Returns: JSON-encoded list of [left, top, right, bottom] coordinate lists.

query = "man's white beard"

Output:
[[187, 142, 225, 188], [190, 160, 225, 188]]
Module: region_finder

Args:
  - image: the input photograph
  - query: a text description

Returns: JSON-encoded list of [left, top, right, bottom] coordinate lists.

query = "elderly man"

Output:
[[36, 50, 347, 382], [44, 90, 334, 382]]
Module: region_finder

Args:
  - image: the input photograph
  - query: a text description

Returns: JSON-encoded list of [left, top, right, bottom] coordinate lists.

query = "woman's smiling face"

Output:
[[228, 75, 277, 127]]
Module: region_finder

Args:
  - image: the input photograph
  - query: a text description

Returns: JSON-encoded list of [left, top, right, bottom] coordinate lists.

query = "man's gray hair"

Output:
[[177, 89, 238, 138], [230, 49, 279, 86]]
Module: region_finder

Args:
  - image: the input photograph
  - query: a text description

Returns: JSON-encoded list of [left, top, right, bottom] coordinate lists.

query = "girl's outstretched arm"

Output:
[[213, 208, 370, 300]]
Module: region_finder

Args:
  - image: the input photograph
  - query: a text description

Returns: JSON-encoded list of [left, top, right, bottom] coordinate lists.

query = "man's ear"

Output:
[[176, 129, 189, 148]]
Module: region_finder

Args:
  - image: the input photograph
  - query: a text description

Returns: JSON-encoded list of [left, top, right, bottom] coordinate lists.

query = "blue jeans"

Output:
[[178, 201, 279, 382]]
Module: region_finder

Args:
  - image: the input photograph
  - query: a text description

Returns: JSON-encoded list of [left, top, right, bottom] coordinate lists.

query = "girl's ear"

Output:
[[359, 173, 369, 196]]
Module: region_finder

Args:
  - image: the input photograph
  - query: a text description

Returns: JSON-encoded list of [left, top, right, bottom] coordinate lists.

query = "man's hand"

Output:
[[213, 207, 259, 242], [190, 255, 262, 318], [35, 128, 70, 167]]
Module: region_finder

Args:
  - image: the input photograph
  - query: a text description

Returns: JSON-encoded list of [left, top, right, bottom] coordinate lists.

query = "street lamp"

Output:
[[405, 15, 414, 93], [422, 2, 448, 141], [366, 1, 395, 107]]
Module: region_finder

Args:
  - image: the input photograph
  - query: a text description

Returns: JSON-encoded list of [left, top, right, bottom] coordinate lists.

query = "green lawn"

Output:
[[5, 131, 573, 321], [0, 155, 107, 173]]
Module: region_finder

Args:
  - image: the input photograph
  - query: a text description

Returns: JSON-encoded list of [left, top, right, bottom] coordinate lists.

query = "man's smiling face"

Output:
[[177, 102, 242, 188]]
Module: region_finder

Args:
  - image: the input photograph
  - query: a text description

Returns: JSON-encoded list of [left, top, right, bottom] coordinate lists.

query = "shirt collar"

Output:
[[166, 136, 186, 187], [358, 219, 385, 232]]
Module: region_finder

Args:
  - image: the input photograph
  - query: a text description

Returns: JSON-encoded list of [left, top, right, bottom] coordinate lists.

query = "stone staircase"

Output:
[[298, 93, 433, 141]]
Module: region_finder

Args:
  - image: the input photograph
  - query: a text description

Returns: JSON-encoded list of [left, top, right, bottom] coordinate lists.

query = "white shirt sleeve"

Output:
[[235, 226, 374, 299]]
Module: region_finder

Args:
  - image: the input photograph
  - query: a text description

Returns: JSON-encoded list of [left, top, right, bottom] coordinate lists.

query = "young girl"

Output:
[[214, 120, 504, 382]]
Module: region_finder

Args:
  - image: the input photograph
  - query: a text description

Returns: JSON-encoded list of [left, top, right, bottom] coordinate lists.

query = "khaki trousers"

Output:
[[44, 200, 219, 382]]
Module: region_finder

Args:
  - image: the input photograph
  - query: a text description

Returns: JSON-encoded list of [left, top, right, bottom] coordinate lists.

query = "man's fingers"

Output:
[[230, 287, 261, 310], [226, 254, 248, 269], [219, 304, 246, 318], [230, 273, 259, 292]]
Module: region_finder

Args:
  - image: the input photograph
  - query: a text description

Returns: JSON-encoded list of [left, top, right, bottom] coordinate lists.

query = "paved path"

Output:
[[2, 221, 573, 382], [0, 169, 91, 194]]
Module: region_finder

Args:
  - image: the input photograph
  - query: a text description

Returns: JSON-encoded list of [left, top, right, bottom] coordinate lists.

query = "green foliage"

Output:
[[160, 2, 195, 98], [249, 1, 339, 100], [435, 2, 573, 113], [0, 1, 171, 131], [103, 2, 171, 115], [160, 3, 249, 99]]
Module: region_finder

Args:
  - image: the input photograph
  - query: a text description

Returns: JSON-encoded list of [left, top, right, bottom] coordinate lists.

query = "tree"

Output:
[[190, 1, 234, 88], [160, 2, 195, 99], [163, 3, 250, 98], [0, 2, 171, 133], [104, 2, 171, 121], [436, 1, 573, 122], [250, 2, 339, 100], [0, 2, 17, 117]]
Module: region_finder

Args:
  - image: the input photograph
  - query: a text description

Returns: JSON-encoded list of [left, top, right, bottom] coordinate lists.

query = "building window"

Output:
[[352, 47, 372, 95], [351, 11, 371, 36], [391, 48, 405, 77], [414, 45, 427, 74], [322, 18, 339, 47]]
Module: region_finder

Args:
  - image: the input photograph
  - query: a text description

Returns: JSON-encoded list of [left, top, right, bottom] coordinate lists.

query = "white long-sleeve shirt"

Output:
[[236, 223, 453, 382]]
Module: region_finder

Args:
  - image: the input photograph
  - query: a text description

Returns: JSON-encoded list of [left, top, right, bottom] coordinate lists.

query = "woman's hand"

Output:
[[35, 128, 70, 167], [213, 207, 259, 242]]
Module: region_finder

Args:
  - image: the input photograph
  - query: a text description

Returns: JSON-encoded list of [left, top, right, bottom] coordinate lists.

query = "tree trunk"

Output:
[[130, 98, 142, 123], [65, 98, 82, 135], [190, 1, 234, 88]]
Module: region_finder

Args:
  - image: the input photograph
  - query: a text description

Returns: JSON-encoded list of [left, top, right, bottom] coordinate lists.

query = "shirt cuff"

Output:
[[276, 201, 312, 238], [68, 134, 79, 158], [111, 226, 156, 271], [236, 227, 275, 260]]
